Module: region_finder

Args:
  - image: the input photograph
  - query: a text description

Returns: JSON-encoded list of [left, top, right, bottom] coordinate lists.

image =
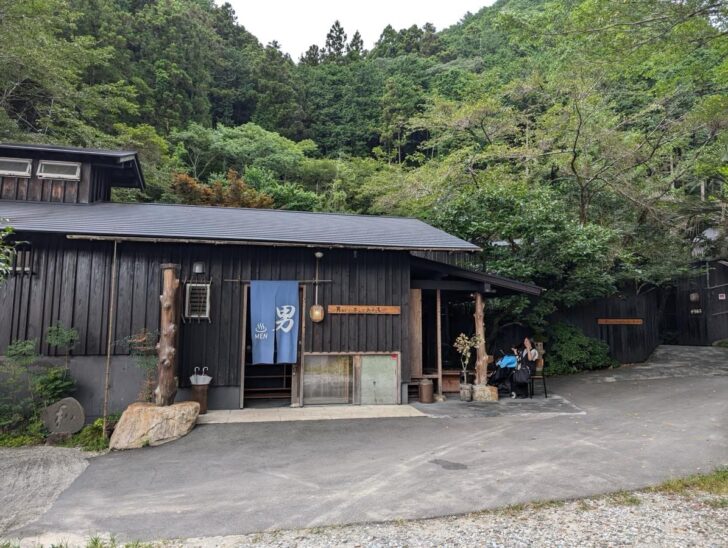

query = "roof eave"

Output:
[[63, 232, 476, 252]]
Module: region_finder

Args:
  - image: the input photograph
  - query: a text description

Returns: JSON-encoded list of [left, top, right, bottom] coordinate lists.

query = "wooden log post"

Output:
[[155, 263, 180, 406], [474, 292, 488, 385]]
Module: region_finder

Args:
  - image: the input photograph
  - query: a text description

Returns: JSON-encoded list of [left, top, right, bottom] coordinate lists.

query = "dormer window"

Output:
[[37, 160, 81, 181], [0, 157, 32, 177]]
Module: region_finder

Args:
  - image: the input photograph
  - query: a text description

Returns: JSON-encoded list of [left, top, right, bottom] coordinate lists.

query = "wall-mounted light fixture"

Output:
[[192, 261, 206, 275], [310, 251, 325, 323]]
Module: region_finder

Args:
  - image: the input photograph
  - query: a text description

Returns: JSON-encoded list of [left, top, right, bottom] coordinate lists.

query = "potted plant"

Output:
[[453, 333, 483, 402]]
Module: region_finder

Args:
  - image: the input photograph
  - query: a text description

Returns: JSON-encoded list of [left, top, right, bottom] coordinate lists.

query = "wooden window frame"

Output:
[[11, 246, 33, 276], [36, 160, 82, 181], [0, 157, 32, 178]]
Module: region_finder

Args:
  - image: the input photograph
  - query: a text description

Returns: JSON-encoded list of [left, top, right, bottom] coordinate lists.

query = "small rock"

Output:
[[44, 432, 72, 445], [110, 401, 199, 450]]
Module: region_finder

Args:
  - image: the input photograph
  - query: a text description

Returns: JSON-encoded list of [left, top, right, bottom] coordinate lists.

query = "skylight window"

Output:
[[0, 157, 32, 177], [37, 160, 81, 181]]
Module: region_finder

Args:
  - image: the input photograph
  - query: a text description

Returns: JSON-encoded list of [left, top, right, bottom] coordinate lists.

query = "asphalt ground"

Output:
[[7, 345, 728, 543]]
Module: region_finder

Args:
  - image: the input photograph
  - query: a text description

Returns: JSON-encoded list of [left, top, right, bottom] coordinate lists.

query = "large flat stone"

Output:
[[109, 402, 199, 450]]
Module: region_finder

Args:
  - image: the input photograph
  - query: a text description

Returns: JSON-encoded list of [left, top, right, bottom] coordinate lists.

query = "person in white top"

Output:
[[511, 337, 539, 398]]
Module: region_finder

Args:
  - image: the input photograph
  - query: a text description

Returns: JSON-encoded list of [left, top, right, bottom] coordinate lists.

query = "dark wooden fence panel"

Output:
[[555, 290, 661, 364]]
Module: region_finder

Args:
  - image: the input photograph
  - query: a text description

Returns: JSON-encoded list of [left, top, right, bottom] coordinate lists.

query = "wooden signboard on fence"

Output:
[[328, 305, 401, 315], [597, 318, 644, 325]]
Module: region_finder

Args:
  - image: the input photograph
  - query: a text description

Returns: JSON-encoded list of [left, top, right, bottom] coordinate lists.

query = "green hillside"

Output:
[[1, 0, 726, 332]]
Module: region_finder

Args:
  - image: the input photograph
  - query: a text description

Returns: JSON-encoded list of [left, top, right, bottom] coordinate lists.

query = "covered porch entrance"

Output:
[[409, 257, 542, 397]]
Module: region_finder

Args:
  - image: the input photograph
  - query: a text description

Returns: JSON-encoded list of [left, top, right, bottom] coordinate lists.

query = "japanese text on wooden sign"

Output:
[[597, 318, 644, 325], [327, 305, 401, 315]]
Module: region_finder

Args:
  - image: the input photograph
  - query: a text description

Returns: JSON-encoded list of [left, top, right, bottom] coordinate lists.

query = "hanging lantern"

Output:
[[309, 303, 325, 323], [310, 251, 324, 322]]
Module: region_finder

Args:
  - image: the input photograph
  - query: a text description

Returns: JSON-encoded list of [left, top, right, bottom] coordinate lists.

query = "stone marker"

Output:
[[41, 397, 85, 434], [109, 401, 200, 450], [472, 384, 498, 402]]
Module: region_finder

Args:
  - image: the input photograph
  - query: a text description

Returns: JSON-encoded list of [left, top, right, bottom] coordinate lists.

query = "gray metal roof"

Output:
[[0, 143, 138, 159], [0, 201, 481, 251]]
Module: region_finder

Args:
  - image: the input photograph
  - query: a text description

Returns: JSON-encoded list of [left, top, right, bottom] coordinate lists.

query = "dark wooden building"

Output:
[[0, 144, 540, 416]]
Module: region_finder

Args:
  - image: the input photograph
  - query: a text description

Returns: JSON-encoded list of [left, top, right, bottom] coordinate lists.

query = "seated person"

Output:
[[511, 337, 539, 399]]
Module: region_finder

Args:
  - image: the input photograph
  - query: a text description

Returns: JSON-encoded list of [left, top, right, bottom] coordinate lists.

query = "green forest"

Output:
[[1, 0, 726, 339]]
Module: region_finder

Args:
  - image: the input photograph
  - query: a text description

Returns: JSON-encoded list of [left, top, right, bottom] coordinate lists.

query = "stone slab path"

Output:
[[197, 404, 425, 424]]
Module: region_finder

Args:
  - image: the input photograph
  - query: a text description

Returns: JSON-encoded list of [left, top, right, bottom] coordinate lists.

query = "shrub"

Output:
[[66, 417, 112, 451], [546, 322, 617, 375], [0, 339, 39, 432], [0, 338, 75, 438], [33, 367, 76, 407], [46, 323, 79, 368]]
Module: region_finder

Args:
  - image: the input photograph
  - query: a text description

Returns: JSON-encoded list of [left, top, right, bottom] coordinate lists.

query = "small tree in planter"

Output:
[[453, 333, 483, 401]]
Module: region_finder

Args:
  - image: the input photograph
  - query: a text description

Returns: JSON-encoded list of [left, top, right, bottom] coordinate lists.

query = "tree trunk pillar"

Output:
[[474, 292, 488, 385], [155, 263, 180, 406]]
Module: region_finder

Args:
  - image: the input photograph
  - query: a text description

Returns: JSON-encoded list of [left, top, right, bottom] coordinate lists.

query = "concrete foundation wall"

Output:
[[176, 386, 240, 410], [67, 356, 146, 419], [71, 358, 243, 416]]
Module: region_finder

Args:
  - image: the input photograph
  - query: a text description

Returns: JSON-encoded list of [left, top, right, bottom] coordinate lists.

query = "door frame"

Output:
[[238, 284, 307, 409]]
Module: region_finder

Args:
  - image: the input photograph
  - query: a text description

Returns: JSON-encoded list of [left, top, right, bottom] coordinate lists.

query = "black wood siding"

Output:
[[0, 161, 114, 204], [555, 290, 661, 363], [0, 235, 411, 387], [670, 262, 728, 346]]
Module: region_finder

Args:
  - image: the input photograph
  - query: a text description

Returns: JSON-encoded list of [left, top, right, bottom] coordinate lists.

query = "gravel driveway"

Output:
[[169, 489, 728, 547], [0, 447, 90, 533]]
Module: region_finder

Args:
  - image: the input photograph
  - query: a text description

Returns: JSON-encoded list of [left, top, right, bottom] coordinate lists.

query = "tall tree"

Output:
[[347, 31, 365, 60], [301, 45, 322, 66], [323, 20, 348, 63]]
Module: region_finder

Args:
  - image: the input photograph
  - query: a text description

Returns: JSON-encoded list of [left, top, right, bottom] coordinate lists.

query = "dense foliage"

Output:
[[1, 0, 726, 343], [0, 327, 78, 444], [0, 224, 12, 282], [546, 322, 617, 375]]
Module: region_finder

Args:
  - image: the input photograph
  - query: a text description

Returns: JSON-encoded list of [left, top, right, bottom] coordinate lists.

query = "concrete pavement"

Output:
[[8, 345, 728, 543], [197, 404, 425, 424]]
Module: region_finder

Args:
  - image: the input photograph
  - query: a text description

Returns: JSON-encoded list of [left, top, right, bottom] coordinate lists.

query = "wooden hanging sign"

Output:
[[597, 318, 643, 325], [328, 305, 401, 315]]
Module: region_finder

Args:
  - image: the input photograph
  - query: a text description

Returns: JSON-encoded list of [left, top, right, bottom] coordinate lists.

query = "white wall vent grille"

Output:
[[185, 283, 211, 319]]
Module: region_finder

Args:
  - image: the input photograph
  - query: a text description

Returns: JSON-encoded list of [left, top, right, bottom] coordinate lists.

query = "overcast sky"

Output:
[[220, 1, 496, 59]]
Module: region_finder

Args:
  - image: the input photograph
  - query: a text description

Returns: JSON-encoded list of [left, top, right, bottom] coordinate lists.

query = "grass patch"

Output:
[[0, 431, 44, 447], [712, 339, 728, 348], [529, 499, 565, 510], [577, 500, 592, 512], [652, 468, 728, 495], [65, 420, 109, 452], [705, 497, 728, 509], [85, 535, 153, 548], [609, 491, 641, 506]]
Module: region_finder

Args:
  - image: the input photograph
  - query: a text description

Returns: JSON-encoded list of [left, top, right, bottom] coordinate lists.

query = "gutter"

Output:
[[65, 233, 481, 253]]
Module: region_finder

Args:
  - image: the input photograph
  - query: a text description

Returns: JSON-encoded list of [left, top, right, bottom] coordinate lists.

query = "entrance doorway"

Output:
[[238, 284, 305, 408]]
